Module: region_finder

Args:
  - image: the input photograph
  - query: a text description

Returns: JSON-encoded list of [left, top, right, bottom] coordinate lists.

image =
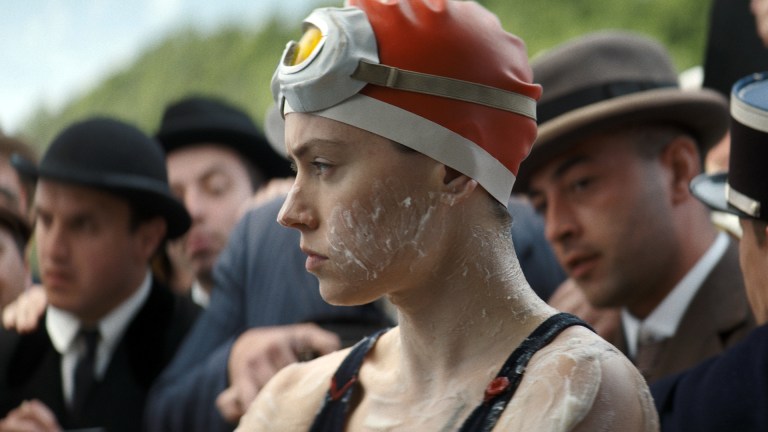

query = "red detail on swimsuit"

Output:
[[330, 375, 359, 401], [483, 376, 511, 402]]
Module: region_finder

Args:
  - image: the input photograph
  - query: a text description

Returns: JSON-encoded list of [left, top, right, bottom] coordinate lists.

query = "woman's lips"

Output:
[[301, 247, 329, 272]]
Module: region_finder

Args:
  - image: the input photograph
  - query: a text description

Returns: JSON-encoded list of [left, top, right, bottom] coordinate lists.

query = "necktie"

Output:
[[634, 332, 666, 382], [71, 328, 100, 419]]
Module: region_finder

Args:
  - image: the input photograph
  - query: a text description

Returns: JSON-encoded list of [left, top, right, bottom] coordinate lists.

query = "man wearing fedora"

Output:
[[154, 96, 293, 305], [651, 72, 768, 431], [515, 31, 755, 384], [0, 117, 199, 432]]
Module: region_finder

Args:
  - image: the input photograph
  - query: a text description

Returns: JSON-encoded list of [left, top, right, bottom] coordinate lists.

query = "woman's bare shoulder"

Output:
[[236, 348, 352, 432], [498, 326, 659, 431]]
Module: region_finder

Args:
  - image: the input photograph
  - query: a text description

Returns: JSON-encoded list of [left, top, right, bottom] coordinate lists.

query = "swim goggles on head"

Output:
[[272, 7, 536, 121]]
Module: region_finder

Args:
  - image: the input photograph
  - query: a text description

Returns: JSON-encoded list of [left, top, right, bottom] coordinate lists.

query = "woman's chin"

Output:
[[318, 281, 379, 307]]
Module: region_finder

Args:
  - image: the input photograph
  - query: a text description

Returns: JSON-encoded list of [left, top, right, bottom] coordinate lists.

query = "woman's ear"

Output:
[[440, 166, 478, 205]]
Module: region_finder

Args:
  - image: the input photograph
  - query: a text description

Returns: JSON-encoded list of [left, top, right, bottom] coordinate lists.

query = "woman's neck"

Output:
[[386, 223, 554, 382]]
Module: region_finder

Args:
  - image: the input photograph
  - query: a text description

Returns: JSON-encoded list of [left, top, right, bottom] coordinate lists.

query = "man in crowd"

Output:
[[155, 96, 292, 304], [514, 31, 755, 383], [0, 117, 199, 432]]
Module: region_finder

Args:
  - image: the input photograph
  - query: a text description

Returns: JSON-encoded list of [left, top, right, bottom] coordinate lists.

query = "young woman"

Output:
[[237, 1, 658, 430]]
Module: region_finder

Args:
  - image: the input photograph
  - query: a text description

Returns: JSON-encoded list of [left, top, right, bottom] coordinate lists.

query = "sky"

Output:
[[0, 0, 321, 134]]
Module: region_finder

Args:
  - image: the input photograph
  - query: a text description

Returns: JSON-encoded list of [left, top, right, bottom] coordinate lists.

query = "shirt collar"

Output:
[[190, 280, 210, 308], [47, 270, 153, 355], [622, 232, 730, 357]]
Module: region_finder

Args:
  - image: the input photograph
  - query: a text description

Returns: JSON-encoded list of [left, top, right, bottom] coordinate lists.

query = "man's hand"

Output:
[[0, 400, 62, 432], [548, 278, 621, 342], [2, 285, 47, 334], [216, 323, 340, 424]]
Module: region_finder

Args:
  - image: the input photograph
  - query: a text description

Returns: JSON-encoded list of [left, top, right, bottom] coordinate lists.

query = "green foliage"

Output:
[[483, 0, 711, 70], [18, 0, 713, 149]]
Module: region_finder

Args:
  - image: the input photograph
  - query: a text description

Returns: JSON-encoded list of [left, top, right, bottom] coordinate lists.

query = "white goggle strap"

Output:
[[286, 94, 516, 205], [352, 60, 537, 121]]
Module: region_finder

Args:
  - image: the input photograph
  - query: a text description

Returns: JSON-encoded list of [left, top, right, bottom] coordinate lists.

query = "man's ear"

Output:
[[660, 135, 701, 205], [135, 217, 167, 262], [440, 166, 478, 206]]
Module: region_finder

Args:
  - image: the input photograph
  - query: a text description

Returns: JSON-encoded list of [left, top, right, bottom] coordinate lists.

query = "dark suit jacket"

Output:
[[609, 240, 755, 384], [0, 280, 199, 432], [652, 324, 768, 431]]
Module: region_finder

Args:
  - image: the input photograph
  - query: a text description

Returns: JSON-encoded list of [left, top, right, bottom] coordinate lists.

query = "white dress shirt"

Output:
[[46, 270, 152, 406], [622, 232, 730, 357], [190, 280, 210, 308]]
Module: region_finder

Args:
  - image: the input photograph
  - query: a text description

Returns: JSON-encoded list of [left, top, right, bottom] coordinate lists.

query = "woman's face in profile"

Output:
[[279, 113, 448, 305]]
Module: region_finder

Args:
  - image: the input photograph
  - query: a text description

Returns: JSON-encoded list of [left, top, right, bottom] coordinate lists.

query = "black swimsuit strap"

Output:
[[309, 313, 591, 432], [309, 328, 389, 432], [458, 312, 593, 432]]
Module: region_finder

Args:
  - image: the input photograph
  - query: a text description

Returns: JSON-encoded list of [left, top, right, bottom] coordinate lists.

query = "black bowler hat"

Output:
[[12, 117, 191, 239], [156, 96, 292, 180], [691, 72, 768, 222]]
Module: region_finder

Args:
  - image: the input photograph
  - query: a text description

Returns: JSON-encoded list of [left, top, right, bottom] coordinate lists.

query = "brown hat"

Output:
[[514, 31, 729, 193]]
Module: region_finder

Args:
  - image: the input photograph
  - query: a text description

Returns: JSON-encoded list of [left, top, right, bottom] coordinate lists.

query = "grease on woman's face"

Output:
[[326, 177, 439, 284], [280, 113, 444, 304]]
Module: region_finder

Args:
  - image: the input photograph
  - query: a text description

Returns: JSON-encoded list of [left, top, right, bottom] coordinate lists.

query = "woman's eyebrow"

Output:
[[290, 139, 345, 161]]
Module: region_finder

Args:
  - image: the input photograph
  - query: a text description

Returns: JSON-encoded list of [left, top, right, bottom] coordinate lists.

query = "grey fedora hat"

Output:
[[13, 117, 191, 239], [691, 72, 768, 221], [514, 31, 729, 193]]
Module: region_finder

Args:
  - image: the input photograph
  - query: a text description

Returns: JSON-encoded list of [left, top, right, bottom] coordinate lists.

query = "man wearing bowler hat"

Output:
[[155, 96, 292, 305], [515, 31, 755, 384], [652, 72, 768, 431], [0, 117, 199, 432]]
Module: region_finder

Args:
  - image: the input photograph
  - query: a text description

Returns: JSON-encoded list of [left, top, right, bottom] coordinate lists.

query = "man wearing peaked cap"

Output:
[[155, 96, 293, 304], [239, 1, 657, 430], [0, 117, 199, 432], [517, 31, 754, 385], [652, 72, 768, 431]]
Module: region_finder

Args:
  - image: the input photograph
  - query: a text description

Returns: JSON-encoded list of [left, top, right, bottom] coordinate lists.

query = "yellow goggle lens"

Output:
[[291, 26, 323, 66]]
